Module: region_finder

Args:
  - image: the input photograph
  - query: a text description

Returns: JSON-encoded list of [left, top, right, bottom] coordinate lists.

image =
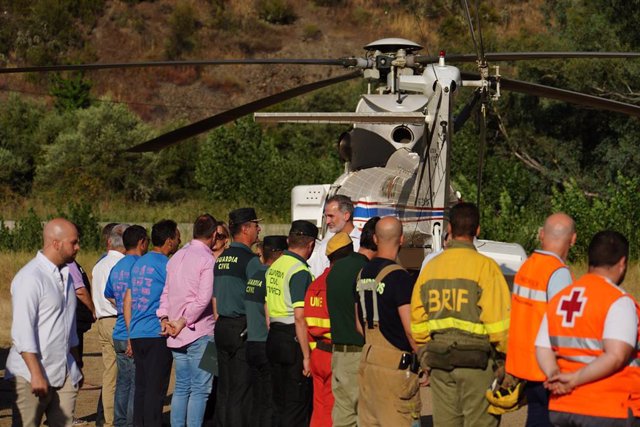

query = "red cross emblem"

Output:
[[557, 287, 587, 327]]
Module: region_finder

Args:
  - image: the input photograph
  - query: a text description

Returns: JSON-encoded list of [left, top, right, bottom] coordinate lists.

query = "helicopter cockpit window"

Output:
[[392, 126, 413, 144]]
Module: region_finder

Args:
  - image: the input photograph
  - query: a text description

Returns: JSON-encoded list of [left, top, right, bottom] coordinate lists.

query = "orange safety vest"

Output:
[[547, 273, 635, 419], [506, 251, 569, 381], [626, 300, 640, 416], [304, 268, 331, 344]]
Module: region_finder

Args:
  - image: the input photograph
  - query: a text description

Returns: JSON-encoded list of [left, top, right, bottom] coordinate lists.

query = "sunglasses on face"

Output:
[[216, 234, 228, 241]]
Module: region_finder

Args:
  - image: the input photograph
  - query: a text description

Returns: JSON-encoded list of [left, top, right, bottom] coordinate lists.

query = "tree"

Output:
[[0, 95, 46, 194]]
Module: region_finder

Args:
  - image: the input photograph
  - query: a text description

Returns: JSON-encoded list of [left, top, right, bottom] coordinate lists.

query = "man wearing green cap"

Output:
[[245, 235, 288, 427], [214, 207, 262, 426], [265, 220, 318, 426]]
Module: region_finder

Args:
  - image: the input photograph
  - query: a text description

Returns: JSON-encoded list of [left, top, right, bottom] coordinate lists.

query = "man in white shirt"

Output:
[[6, 218, 83, 427], [308, 195, 361, 278], [92, 223, 129, 427]]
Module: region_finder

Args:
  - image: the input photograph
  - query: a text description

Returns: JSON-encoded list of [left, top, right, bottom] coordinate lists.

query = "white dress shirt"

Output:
[[308, 227, 361, 278], [92, 250, 124, 318], [5, 251, 82, 387]]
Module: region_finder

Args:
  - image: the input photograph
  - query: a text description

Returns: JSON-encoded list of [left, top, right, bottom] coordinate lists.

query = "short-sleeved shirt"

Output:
[[536, 297, 638, 348], [327, 252, 368, 346], [104, 254, 139, 341], [288, 251, 314, 309], [266, 251, 314, 322], [128, 251, 168, 339], [359, 257, 414, 352], [245, 264, 268, 342], [214, 242, 261, 318]]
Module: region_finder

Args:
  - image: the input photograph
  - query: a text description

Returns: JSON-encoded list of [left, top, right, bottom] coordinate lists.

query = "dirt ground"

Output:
[[0, 327, 526, 426]]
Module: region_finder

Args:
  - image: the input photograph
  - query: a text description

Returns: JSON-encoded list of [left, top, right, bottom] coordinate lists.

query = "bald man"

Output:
[[357, 216, 422, 426], [506, 213, 576, 427], [6, 218, 84, 427]]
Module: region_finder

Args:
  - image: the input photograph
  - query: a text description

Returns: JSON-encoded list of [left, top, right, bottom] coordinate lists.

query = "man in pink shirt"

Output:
[[157, 214, 218, 427]]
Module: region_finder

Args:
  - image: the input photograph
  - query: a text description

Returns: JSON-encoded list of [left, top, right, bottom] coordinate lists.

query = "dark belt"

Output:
[[315, 340, 333, 353], [332, 344, 363, 353], [218, 315, 246, 320], [98, 315, 117, 320]]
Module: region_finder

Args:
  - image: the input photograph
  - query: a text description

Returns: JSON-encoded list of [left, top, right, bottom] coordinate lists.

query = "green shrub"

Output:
[[49, 74, 92, 112], [302, 24, 322, 41], [256, 0, 297, 25], [165, 2, 199, 59], [13, 208, 44, 252], [65, 202, 101, 251], [0, 219, 14, 250], [551, 175, 640, 262]]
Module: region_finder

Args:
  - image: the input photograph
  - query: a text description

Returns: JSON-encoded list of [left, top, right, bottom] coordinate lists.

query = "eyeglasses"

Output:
[[216, 234, 228, 241]]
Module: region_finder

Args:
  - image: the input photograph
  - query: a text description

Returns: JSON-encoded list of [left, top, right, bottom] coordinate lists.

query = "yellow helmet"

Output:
[[485, 377, 527, 415]]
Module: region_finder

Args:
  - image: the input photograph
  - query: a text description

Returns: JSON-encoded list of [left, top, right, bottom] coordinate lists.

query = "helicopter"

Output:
[[3, 10, 640, 278]]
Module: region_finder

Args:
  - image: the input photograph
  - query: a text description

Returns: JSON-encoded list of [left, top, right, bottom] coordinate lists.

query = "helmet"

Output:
[[485, 376, 526, 415]]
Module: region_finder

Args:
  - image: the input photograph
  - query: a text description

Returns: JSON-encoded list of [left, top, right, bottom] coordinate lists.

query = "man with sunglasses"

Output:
[[213, 208, 262, 426]]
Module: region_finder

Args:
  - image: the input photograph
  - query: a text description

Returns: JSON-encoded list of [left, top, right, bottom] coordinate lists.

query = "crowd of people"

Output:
[[5, 196, 640, 427]]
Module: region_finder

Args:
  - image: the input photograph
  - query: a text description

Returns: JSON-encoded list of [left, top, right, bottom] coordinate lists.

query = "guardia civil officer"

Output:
[[411, 202, 511, 427], [265, 220, 317, 426], [213, 207, 262, 427], [245, 235, 288, 427]]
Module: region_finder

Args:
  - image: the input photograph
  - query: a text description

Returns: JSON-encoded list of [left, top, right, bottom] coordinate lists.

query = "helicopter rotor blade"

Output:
[[416, 51, 640, 64], [461, 72, 640, 117], [0, 58, 358, 74], [127, 70, 361, 153]]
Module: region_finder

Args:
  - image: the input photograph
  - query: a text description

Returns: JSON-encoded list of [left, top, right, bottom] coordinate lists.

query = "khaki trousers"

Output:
[[358, 327, 420, 426], [12, 374, 78, 427], [97, 316, 117, 427], [430, 363, 500, 427], [331, 349, 361, 427]]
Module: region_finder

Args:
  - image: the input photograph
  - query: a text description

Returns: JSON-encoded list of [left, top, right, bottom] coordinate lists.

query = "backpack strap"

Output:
[[374, 264, 406, 284], [358, 263, 406, 326]]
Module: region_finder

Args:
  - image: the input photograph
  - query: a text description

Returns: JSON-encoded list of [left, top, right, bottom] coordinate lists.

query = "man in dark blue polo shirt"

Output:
[[213, 207, 262, 427]]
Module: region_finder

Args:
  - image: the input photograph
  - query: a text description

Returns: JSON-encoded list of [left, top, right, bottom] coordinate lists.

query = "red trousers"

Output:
[[310, 347, 334, 427]]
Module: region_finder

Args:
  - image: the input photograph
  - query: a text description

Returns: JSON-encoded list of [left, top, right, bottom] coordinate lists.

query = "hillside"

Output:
[[0, 0, 546, 124]]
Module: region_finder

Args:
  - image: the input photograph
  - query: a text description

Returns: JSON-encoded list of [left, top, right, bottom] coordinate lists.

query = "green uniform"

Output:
[[245, 265, 268, 342], [326, 252, 368, 426], [214, 242, 261, 317], [326, 252, 367, 346]]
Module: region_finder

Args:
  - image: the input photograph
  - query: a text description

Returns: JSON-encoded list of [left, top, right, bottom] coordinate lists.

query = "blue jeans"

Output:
[[171, 335, 214, 427], [113, 339, 135, 427]]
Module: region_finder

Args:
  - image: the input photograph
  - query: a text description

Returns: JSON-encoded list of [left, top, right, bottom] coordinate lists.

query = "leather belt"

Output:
[[332, 344, 363, 353]]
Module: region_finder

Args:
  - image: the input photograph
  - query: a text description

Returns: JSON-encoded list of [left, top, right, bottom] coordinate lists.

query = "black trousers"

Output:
[[247, 341, 275, 427], [130, 337, 172, 427], [267, 323, 312, 427], [524, 381, 552, 427], [214, 316, 252, 427]]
